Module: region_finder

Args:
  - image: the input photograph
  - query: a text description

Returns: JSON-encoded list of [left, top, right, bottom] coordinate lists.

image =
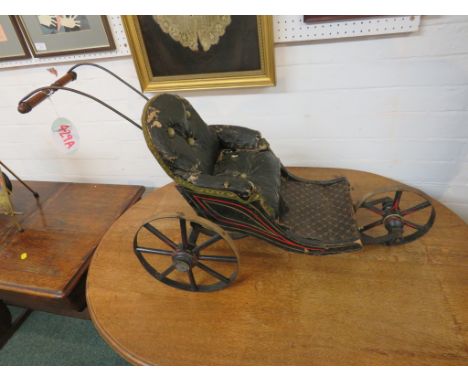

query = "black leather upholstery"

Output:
[[143, 93, 282, 218], [144, 94, 219, 175], [213, 149, 281, 216], [211, 124, 267, 150]]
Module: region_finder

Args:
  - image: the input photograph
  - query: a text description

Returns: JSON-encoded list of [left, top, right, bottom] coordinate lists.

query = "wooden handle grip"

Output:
[[18, 71, 77, 114]]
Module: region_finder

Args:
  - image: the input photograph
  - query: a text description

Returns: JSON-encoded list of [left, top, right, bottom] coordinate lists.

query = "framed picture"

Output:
[[16, 15, 115, 58], [0, 16, 31, 62], [122, 15, 276, 92]]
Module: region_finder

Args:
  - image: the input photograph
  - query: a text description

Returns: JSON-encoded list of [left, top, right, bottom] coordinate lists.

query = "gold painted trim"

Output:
[[122, 15, 276, 92]]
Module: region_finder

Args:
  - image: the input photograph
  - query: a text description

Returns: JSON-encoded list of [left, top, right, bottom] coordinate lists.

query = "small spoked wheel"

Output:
[[133, 213, 239, 292], [355, 186, 436, 246]]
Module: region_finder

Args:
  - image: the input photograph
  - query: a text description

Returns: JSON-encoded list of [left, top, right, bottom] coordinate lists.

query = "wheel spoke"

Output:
[[359, 219, 384, 232], [188, 224, 201, 249], [188, 269, 198, 291], [144, 223, 178, 250], [392, 191, 403, 210], [193, 234, 222, 253], [367, 197, 392, 206], [136, 246, 173, 256], [159, 264, 176, 279], [196, 262, 230, 284], [198, 255, 238, 263], [363, 203, 385, 216], [179, 218, 188, 249], [403, 220, 425, 231], [400, 201, 431, 216]]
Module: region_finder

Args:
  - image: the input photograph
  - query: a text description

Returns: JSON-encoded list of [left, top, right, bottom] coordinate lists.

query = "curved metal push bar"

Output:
[[67, 62, 149, 101], [19, 86, 143, 130], [17, 63, 146, 131]]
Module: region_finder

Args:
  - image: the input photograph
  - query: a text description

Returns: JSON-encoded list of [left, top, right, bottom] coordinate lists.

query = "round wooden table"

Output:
[[86, 168, 468, 365]]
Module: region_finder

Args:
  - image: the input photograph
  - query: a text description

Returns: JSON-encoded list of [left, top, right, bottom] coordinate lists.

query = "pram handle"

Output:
[[18, 71, 77, 114], [17, 63, 147, 130]]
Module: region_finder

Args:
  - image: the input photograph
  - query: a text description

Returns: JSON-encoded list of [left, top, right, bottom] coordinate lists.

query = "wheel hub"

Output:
[[382, 198, 404, 233], [173, 250, 195, 272], [383, 214, 404, 231]]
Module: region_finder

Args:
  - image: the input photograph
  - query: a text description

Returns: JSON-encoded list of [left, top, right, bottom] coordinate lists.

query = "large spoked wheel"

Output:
[[355, 186, 436, 246], [1, 173, 12, 192], [133, 213, 240, 292]]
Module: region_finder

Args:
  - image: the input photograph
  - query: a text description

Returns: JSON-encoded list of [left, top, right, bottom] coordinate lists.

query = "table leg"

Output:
[[0, 300, 32, 349]]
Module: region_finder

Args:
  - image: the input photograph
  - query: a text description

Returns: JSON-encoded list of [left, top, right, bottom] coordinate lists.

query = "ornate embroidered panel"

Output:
[[153, 16, 231, 52]]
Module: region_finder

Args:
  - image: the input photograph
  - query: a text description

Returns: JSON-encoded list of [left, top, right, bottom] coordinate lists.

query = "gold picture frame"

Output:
[[122, 15, 276, 92]]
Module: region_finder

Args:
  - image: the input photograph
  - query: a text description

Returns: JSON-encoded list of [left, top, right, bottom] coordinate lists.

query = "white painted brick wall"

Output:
[[1, 15, 468, 221]]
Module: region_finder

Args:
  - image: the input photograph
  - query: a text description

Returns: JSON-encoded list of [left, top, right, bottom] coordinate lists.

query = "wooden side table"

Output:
[[86, 168, 468, 365], [0, 181, 144, 347]]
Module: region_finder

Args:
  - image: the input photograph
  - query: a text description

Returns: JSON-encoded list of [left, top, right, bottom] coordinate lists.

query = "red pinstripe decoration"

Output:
[[193, 195, 324, 252]]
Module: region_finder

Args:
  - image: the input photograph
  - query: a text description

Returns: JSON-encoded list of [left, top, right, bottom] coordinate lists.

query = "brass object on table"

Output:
[[0, 161, 39, 232]]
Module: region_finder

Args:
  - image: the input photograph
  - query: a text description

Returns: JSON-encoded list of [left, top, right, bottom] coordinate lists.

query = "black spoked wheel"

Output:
[[133, 213, 240, 292], [1, 173, 12, 192], [355, 186, 436, 246]]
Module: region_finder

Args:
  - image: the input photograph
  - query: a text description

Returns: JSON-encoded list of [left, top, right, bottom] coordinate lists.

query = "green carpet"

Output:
[[0, 307, 129, 365]]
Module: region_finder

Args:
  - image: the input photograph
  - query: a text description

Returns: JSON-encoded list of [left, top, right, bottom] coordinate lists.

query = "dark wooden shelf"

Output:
[[0, 181, 144, 346]]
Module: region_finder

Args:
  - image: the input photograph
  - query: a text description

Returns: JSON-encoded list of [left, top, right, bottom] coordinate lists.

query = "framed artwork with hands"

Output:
[[16, 15, 115, 57]]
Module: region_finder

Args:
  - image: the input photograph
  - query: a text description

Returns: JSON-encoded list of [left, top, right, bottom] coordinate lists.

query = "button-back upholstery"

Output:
[[142, 94, 281, 218]]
